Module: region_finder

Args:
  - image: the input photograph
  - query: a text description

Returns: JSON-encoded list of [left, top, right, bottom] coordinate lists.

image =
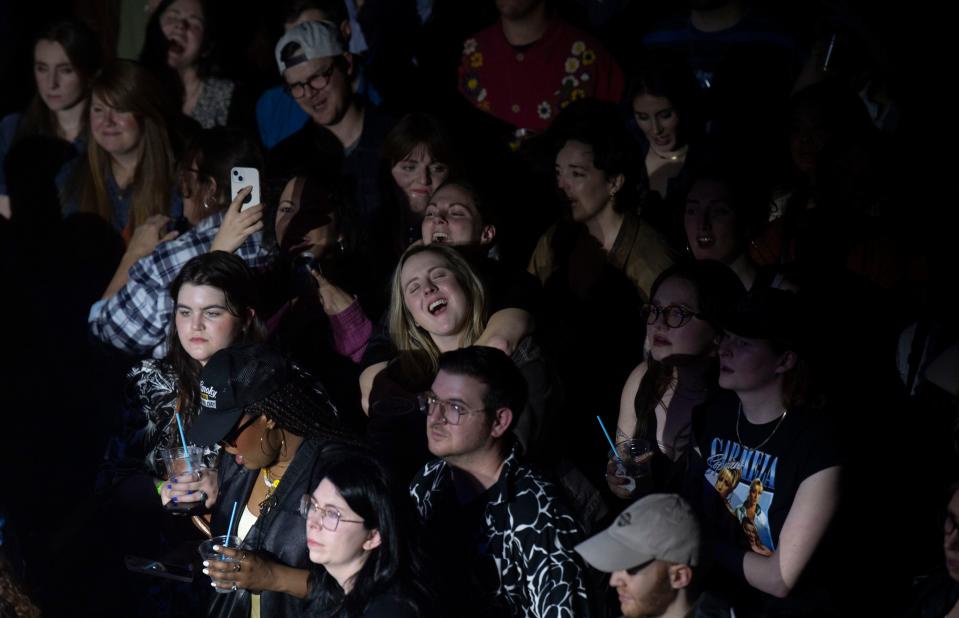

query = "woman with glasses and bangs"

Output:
[[301, 447, 433, 617], [609, 260, 745, 498], [187, 343, 362, 618]]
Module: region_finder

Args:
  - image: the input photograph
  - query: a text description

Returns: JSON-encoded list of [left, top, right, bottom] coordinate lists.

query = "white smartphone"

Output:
[[230, 167, 261, 211]]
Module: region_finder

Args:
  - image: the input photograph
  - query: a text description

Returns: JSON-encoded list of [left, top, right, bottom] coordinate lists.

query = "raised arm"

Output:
[[101, 215, 179, 300]]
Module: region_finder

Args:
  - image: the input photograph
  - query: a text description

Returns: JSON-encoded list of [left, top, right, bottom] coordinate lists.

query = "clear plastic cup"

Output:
[[197, 535, 241, 594], [609, 438, 654, 496]]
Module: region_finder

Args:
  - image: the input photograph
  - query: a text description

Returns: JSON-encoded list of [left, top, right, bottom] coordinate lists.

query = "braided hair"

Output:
[[246, 364, 363, 446]]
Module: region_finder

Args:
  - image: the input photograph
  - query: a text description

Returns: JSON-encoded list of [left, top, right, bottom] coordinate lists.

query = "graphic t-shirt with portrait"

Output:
[[695, 391, 839, 556]]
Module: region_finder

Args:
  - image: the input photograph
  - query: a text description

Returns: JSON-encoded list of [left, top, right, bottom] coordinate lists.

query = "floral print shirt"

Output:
[[458, 18, 624, 135]]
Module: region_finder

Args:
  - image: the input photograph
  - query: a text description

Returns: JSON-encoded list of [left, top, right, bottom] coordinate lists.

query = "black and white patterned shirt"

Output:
[[410, 445, 592, 618], [98, 360, 219, 490]]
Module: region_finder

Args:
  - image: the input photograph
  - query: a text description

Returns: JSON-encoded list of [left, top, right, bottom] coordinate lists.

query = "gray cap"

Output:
[[575, 494, 700, 572], [275, 21, 345, 74]]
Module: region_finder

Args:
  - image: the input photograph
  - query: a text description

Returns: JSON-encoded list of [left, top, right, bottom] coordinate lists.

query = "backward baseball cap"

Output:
[[575, 494, 700, 572], [275, 21, 345, 74]]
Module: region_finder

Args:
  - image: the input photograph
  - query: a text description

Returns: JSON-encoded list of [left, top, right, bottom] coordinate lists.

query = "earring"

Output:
[[202, 200, 210, 209]]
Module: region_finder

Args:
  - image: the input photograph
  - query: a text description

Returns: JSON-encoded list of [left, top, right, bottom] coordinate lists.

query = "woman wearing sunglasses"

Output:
[[609, 260, 745, 498], [301, 448, 431, 617], [187, 343, 361, 617]]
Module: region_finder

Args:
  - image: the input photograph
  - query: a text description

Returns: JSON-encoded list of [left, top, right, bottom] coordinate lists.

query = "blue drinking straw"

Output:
[[596, 415, 623, 463], [174, 411, 193, 473], [225, 501, 239, 545]]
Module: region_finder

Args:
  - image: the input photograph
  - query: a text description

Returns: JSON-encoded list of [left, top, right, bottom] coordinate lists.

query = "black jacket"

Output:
[[206, 439, 331, 618]]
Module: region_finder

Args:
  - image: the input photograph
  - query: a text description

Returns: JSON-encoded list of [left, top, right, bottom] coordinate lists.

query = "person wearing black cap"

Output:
[[687, 288, 841, 614], [189, 342, 360, 617]]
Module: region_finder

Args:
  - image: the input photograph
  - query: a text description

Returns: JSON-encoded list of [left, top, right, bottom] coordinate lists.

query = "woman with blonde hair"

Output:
[[368, 244, 559, 483], [386, 244, 487, 381], [60, 59, 182, 239]]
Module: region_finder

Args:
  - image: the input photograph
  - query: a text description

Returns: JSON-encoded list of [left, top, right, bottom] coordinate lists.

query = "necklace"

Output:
[[651, 145, 688, 162], [259, 467, 282, 514], [735, 402, 788, 451]]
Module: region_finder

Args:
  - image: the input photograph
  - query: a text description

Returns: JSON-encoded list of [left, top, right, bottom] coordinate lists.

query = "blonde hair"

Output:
[[68, 60, 175, 230], [388, 244, 488, 377]]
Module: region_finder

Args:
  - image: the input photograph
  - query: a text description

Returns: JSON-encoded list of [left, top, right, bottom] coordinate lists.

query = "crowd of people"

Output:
[[0, 0, 954, 617]]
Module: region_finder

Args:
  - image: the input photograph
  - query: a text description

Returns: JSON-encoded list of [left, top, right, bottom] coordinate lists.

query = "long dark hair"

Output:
[[633, 260, 745, 440], [626, 54, 704, 148], [15, 19, 102, 143], [166, 251, 266, 414], [306, 448, 431, 617], [140, 0, 222, 114]]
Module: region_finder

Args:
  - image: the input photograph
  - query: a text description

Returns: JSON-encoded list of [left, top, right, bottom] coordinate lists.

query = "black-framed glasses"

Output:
[[283, 63, 337, 99], [299, 495, 364, 531], [639, 303, 700, 329], [220, 415, 258, 448], [417, 392, 485, 425]]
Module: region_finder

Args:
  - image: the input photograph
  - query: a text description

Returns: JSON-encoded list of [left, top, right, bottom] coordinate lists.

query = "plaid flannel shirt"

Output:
[[89, 211, 274, 357]]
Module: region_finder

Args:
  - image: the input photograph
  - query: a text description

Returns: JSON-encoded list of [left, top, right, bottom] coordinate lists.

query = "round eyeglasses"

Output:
[[639, 303, 700, 329], [284, 63, 337, 99], [299, 494, 364, 531]]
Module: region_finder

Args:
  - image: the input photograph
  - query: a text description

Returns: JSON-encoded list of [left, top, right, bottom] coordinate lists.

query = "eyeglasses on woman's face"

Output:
[[640, 303, 700, 329], [299, 494, 364, 531]]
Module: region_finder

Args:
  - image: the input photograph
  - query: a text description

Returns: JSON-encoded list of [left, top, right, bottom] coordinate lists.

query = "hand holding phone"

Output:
[[230, 167, 261, 212]]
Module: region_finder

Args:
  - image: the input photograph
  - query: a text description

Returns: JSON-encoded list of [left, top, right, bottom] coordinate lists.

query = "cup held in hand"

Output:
[[198, 535, 241, 594], [608, 438, 653, 496]]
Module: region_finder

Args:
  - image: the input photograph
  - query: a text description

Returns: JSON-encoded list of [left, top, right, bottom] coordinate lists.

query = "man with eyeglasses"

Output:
[[409, 345, 593, 617], [257, 1, 356, 150], [575, 494, 730, 618], [269, 19, 394, 240]]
